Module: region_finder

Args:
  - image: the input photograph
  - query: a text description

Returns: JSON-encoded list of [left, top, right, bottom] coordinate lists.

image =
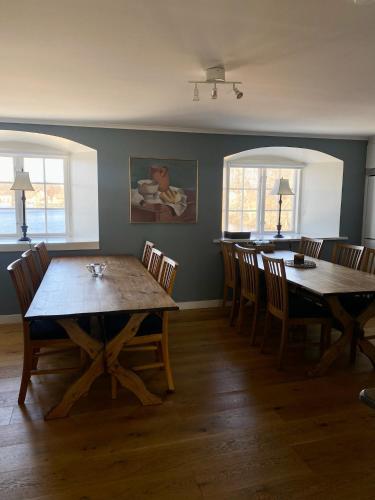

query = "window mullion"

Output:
[[43, 159, 48, 233]]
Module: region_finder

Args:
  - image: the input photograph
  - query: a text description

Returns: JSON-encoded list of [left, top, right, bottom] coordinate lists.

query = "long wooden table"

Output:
[[25, 255, 178, 419], [255, 250, 375, 375]]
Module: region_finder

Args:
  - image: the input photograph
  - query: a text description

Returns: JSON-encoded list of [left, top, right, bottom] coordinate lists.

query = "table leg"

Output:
[[309, 296, 354, 377], [106, 313, 162, 405], [45, 319, 104, 420]]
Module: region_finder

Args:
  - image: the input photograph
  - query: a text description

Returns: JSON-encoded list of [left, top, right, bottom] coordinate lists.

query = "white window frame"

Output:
[[222, 162, 301, 236], [0, 152, 71, 239]]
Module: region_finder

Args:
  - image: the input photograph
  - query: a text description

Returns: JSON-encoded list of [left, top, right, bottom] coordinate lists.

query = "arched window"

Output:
[[0, 131, 98, 247], [222, 147, 344, 238]]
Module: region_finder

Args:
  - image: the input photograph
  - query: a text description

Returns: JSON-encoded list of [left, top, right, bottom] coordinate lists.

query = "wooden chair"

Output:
[[298, 237, 324, 259], [7, 259, 81, 405], [331, 243, 364, 270], [148, 247, 163, 279], [110, 256, 179, 398], [235, 245, 261, 344], [261, 255, 331, 369], [35, 241, 50, 275], [221, 241, 238, 325], [21, 249, 42, 294], [141, 241, 155, 268], [360, 247, 375, 274]]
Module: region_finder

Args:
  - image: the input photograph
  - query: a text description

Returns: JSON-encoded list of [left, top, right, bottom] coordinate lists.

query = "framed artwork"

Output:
[[129, 157, 198, 223]]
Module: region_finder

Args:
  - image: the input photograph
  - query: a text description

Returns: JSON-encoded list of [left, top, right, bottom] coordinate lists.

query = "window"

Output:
[[0, 154, 68, 238], [222, 166, 300, 235]]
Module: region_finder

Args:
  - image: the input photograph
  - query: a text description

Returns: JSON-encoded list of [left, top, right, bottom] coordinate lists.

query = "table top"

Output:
[[256, 250, 375, 297], [25, 255, 179, 319]]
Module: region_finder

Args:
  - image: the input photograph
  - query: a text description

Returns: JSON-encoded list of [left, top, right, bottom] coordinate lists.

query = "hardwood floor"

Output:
[[1, 309, 375, 499]]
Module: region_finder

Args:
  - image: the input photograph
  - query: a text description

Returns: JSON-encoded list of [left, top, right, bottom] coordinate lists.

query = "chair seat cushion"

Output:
[[104, 313, 162, 340], [29, 317, 91, 341], [339, 294, 375, 318], [289, 293, 330, 319]]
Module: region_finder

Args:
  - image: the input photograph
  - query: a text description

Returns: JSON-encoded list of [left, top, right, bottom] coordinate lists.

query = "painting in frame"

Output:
[[129, 157, 198, 223]]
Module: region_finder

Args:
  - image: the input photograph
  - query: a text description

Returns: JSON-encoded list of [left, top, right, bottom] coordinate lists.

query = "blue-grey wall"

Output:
[[0, 123, 368, 315]]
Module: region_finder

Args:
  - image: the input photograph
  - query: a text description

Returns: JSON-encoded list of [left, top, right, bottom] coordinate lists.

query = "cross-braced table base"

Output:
[[309, 296, 375, 377], [45, 313, 161, 420]]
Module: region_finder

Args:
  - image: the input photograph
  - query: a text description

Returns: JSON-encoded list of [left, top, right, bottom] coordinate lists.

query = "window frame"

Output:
[[222, 162, 301, 236], [0, 152, 71, 239]]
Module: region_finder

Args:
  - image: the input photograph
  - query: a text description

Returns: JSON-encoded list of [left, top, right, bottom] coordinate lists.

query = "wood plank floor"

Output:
[[1, 308, 375, 499]]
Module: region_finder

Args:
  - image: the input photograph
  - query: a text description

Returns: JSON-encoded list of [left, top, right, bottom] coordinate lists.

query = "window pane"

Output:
[[264, 210, 293, 232], [0, 183, 15, 208], [26, 185, 45, 208], [265, 190, 294, 210], [47, 209, 65, 233], [243, 168, 258, 189], [26, 209, 46, 233], [0, 157, 14, 182], [243, 190, 257, 210], [228, 212, 241, 232], [229, 168, 243, 189], [45, 159, 64, 183], [46, 185, 64, 208], [0, 208, 16, 233], [242, 211, 257, 231], [24, 158, 44, 182], [229, 190, 242, 210]]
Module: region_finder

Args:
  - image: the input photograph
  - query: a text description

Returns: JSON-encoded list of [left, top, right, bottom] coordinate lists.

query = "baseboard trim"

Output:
[[177, 300, 222, 310], [0, 301, 221, 324], [0, 314, 22, 324]]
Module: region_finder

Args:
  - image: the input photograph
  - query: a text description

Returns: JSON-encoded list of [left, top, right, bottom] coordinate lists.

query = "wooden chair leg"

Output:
[[249, 302, 259, 346], [111, 375, 118, 399], [278, 320, 289, 370], [31, 348, 40, 370], [238, 296, 246, 332], [18, 345, 32, 405], [161, 338, 175, 392], [222, 285, 228, 308], [319, 322, 331, 357], [229, 286, 238, 326], [261, 311, 271, 353]]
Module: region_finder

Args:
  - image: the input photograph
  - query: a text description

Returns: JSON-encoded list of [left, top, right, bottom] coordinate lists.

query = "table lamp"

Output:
[[271, 177, 294, 238], [11, 171, 34, 241]]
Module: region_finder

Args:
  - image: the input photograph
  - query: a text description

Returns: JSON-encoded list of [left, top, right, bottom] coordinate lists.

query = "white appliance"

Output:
[[363, 175, 375, 249]]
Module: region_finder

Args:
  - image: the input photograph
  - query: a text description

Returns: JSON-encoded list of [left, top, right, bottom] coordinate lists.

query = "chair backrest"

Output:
[[148, 248, 164, 279], [331, 243, 364, 270], [262, 254, 288, 320], [35, 242, 50, 275], [298, 236, 324, 259], [235, 244, 259, 303], [158, 256, 179, 295], [221, 241, 236, 287], [141, 241, 155, 268], [7, 259, 33, 318], [360, 247, 375, 274], [21, 249, 42, 294]]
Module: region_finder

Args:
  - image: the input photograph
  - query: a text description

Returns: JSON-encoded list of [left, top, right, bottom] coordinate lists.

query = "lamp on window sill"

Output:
[[10, 171, 34, 242], [270, 177, 294, 238]]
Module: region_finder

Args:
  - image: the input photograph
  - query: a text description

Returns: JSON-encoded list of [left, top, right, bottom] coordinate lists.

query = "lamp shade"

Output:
[[10, 171, 34, 191], [271, 177, 294, 196]]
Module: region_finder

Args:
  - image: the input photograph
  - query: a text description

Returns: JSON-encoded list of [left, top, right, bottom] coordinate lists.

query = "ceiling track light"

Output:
[[189, 66, 244, 101]]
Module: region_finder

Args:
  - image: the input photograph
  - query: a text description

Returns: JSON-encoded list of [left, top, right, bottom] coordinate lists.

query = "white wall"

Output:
[[366, 139, 375, 170], [299, 161, 343, 237], [70, 150, 99, 241]]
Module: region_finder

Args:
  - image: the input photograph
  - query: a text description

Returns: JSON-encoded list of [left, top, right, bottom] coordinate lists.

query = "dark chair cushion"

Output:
[[289, 293, 330, 319], [339, 294, 375, 318], [104, 313, 162, 340], [29, 317, 91, 341]]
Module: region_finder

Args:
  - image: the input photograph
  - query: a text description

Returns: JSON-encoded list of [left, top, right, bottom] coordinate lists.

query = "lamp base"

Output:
[[273, 234, 284, 239], [18, 236, 31, 242]]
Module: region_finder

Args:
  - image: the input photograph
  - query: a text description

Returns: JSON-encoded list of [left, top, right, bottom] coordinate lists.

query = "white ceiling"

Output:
[[1, 0, 375, 137]]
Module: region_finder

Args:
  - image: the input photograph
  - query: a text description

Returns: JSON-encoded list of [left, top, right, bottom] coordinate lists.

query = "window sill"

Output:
[[0, 237, 100, 252], [213, 234, 349, 243]]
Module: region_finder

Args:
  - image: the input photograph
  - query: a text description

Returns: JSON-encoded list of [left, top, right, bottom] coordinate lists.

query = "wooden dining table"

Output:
[[25, 255, 178, 420], [254, 250, 375, 375]]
